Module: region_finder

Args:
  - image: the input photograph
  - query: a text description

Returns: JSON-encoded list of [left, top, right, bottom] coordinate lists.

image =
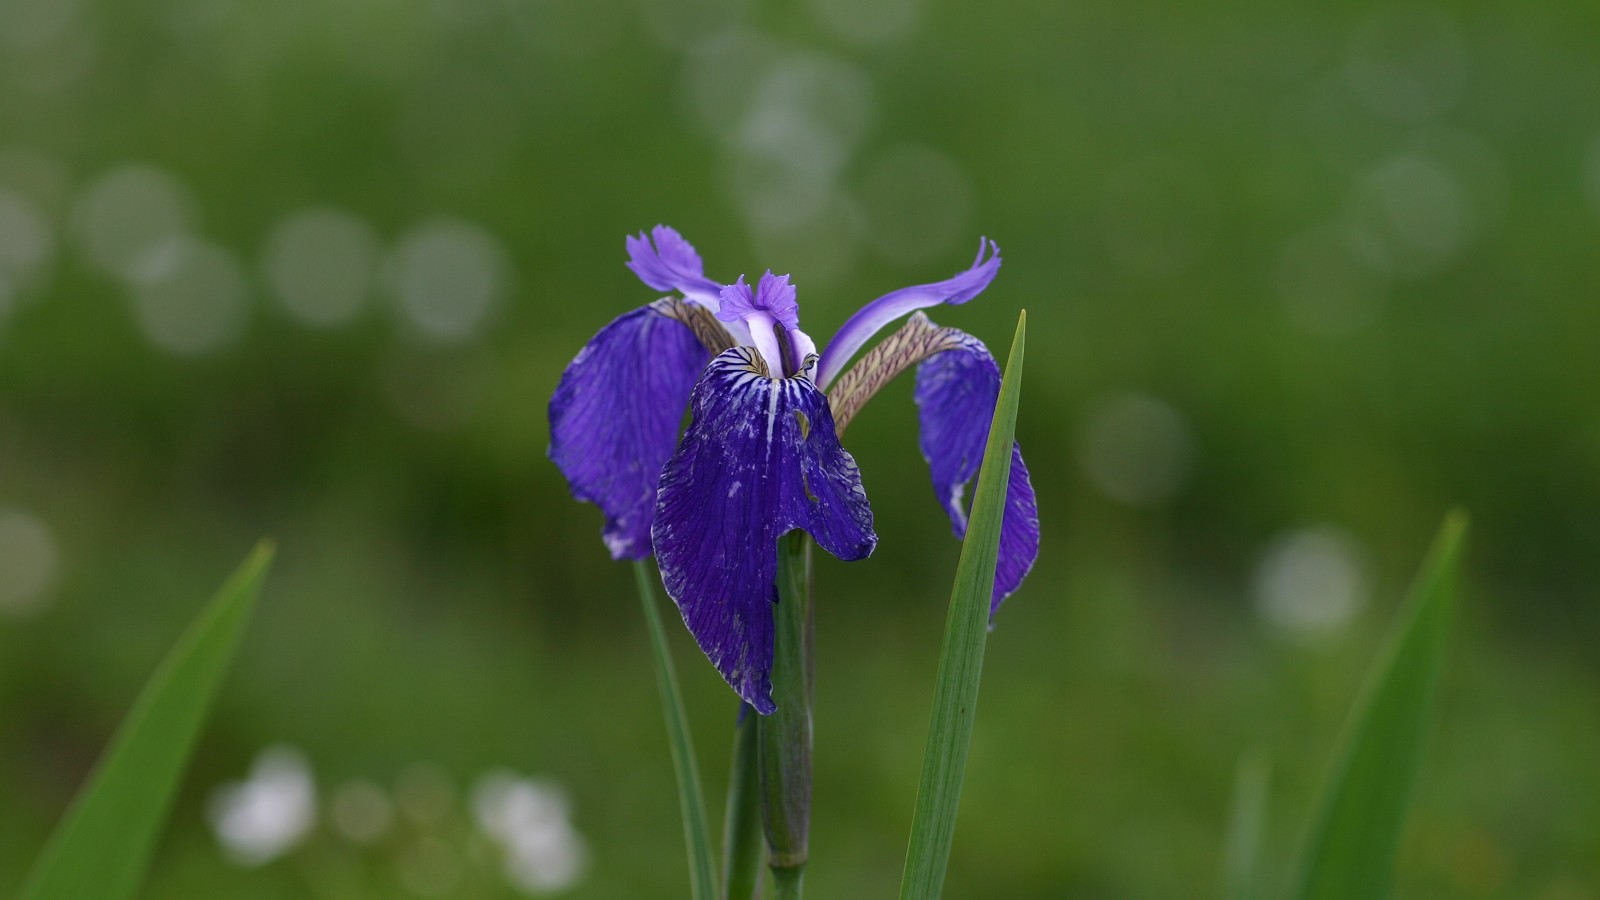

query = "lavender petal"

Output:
[[815, 238, 1001, 389], [625, 225, 725, 308]]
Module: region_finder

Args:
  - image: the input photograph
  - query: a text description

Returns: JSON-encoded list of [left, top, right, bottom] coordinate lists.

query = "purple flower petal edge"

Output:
[[625, 225, 724, 308], [653, 348, 876, 713], [914, 327, 1040, 615], [548, 301, 710, 559], [816, 238, 1001, 389]]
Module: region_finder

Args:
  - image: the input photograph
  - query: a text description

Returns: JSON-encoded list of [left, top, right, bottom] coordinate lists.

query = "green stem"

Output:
[[634, 561, 718, 900], [721, 711, 763, 900], [771, 864, 805, 900], [759, 533, 813, 895]]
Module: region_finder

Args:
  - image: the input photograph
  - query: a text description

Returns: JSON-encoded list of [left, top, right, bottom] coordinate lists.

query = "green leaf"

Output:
[[634, 561, 718, 900], [899, 310, 1026, 900], [1288, 510, 1468, 900], [20, 540, 276, 900], [1222, 751, 1271, 900]]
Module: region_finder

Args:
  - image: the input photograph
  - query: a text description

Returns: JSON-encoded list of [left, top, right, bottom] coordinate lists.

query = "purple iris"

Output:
[[549, 225, 1040, 714]]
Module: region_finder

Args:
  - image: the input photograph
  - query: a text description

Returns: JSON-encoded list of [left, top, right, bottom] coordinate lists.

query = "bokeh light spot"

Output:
[[208, 745, 318, 867], [473, 770, 590, 894], [387, 219, 508, 343], [330, 779, 395, 844], [262, 207, 380, 328], [808, 0, 918, 46], [129, 237, 250, 356], [1346, 4, 1468, 123], [1079, 392, 1194, 507], [71, 164, 197, 283], [0, 508, 59, 618], [0, 0, 77, 48], [1253, 526, 1371, 637]]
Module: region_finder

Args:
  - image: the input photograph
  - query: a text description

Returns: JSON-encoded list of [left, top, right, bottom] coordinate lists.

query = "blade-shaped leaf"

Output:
[[1288, 510, 1468, 900], [899, 310, 1026, 900], [634, 561, 718, 900], [1222, 751, 1271, 900], [20, 540, 275, 900]]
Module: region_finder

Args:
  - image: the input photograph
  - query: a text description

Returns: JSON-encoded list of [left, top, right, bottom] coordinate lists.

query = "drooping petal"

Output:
[[548, 299, 711, 559], [815, 238, 1001, 390], [625, 225, 724, 308], [653, 348, 876, 713], [914, 326, 1039, 615]]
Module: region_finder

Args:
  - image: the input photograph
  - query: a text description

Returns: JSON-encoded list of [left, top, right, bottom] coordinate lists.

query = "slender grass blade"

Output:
[[899, 311, 1026, 900], [1222, 752, 1271, 900], [1287, 510, 1468, 900], [20, 540, 275, 900], [634, 560, 718, 900]]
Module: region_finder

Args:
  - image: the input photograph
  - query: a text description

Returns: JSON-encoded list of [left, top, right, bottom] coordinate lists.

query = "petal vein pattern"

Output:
[[548, 300, 711, 559], [652, 348, 876, 713]]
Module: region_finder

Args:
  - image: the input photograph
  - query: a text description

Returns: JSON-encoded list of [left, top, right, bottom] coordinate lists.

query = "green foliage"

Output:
[[759, 534, 814, 892], [899, 311, 1026, 900], [1288, 512, 1468, 900], [720, 712, 763, 900], [633, 561, 717, 900], [19, 541, 275, 900], [1223, 752, 1271, 900]]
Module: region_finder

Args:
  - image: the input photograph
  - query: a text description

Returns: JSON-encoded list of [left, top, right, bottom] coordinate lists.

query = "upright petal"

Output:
[[914, 327, 1040, 615], [815, 238, 1001, 389], [548, 299, 711, 559], [653, 348, 876, 713], [625, 225, 725, 308]]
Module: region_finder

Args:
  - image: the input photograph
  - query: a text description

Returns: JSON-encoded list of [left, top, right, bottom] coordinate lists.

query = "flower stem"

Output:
[[771, 864, 805, 900], [759, 533, 813, 895], [634, 561, 718, 900], [721, 710, 763, 900]]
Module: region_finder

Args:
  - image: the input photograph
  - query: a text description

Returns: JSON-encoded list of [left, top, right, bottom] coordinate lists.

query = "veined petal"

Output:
[[815, 238, 1001, 390], [625, 225, 724, 309], [914, 327, 1039, 615], [548, 299, 711, 559], [653, 348, 876, 713]]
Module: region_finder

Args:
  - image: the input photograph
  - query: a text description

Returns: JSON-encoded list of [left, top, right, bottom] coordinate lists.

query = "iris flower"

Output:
[[549, 226, 1039, 714]]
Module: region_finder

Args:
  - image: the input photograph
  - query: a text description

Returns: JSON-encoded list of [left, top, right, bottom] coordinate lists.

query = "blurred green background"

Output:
[[1, 0, 1597, 897]]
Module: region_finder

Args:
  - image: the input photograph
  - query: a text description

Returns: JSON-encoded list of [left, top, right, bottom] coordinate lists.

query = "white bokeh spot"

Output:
[[208, 745, 318, 867], [1254, 525, 1372, 637]]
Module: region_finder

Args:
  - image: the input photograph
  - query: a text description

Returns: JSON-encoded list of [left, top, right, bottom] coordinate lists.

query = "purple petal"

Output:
[[548, 301, 711, 559], [653, 349, 876, 713], [625, 225, 724, 307], [816, 238, 1001, 389], [914, 329, 1040, 615], [716, 270, 799, 330]]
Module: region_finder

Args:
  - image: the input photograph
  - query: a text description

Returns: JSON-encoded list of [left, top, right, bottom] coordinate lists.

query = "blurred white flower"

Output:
[[472, 771, 589, 894], [208, 746, 317, 866]]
